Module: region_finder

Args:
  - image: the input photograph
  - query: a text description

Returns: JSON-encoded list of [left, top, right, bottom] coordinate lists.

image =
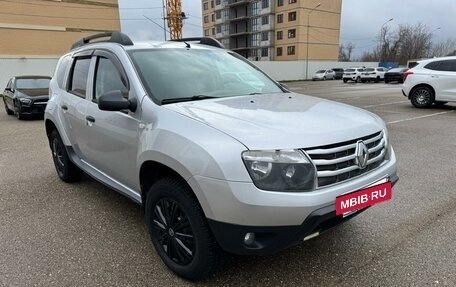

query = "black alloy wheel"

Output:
[[49, 129, 83, 182], [145, 178, 221, 281], [152, 198, 195, 265]]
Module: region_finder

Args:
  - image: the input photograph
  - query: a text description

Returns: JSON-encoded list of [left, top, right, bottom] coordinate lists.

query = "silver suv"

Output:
[[45, 32, 398, 280]]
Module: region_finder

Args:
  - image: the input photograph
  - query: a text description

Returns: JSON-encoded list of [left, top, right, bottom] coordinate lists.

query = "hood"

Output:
[[164, 93, 385, 150], [16, 88, 49, 98]]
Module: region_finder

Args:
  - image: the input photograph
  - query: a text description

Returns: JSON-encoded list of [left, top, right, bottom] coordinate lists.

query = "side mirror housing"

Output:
[[98, 90, 137, 112]]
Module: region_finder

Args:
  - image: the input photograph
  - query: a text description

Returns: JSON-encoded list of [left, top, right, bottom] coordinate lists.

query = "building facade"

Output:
[[0, 0, 120, 56], [202, 0, 342, 61]]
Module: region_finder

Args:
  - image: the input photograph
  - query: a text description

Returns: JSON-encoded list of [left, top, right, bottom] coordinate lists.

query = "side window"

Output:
[[93, 57, 128, 102], [69, 57, 91, 98], [424, 61, 441, 71], [6, 79, 12, 89], [435, 60, 456, 72], [55, 55, 71, 89]]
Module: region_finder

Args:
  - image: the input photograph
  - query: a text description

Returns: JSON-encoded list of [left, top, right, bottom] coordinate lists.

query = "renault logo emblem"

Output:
[[355, 140, 369, 169]]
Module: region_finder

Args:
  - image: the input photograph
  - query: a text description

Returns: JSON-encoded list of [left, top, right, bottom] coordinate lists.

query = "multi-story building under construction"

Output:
[[202, 0, 342, 61]]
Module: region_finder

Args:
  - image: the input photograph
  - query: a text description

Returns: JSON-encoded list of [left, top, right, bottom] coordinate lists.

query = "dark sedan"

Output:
[[384, 68, 409, 83], [2, 76, 51, 119]]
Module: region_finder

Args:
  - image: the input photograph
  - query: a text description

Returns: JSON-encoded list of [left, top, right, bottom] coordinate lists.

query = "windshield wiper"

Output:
[[161, 95, 217, 105]]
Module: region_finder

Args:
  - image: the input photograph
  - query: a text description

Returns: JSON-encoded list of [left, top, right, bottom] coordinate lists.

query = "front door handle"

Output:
[[86, 115, 95, 123], [86, 115, 95, 127], [61, 105, 68, 111]]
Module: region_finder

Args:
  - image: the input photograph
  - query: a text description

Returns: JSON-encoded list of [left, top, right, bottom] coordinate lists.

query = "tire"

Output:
[[375, 77, 380, 83], [145, 178, 221, 281], [14, 101, 25, 120], [410, 86, 434, 108], [49, 129, 83, 182], [384, 79, 389, 84], [434, 101, 448, 106], [356, 76, 361, 83], [343, 79, 348, 83], [3, 100, 13, 115], [323, 76, 326, 81], [361, 79, 366, 83]]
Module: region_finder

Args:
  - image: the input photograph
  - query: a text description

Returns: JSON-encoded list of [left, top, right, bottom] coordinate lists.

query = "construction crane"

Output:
[[165, 0, 187, 39]]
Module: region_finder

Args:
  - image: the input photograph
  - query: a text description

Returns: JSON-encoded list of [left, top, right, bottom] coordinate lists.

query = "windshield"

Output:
[[129, 48, 283, 103], [345, 69, 355, 72], [366, 68, 375, 72], [316, 70, 326, 73], [16, 78, 50, 89]]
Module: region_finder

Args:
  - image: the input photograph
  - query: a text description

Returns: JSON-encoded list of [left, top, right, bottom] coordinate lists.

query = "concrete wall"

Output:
[[0, 57, 59, 90], [254, 60, 379, 81]]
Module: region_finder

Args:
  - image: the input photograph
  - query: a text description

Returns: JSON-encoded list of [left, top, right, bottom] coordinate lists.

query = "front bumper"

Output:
[[208, 174, 398, 255], [18, 102, 47, 116], [188, 149, 398, 254]]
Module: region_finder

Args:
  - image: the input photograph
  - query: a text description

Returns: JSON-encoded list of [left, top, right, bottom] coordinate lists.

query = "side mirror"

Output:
[[5, 87, 13, 92], [98, 90, 137, 112]]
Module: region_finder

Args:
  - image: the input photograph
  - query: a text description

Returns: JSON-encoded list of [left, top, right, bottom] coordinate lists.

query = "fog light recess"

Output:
[[244, 232, 255, 245]]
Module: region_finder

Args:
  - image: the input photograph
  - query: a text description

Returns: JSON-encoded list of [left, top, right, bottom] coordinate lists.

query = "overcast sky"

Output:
[[119, 0, 456, 57]]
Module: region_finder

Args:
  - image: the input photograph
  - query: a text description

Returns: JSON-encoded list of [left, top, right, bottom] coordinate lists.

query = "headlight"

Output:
[[242, 150, 316, 192], [19, 98, 32, 105]]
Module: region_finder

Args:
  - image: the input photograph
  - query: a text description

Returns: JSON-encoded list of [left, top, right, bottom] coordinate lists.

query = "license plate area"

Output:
[[336, 181, 392, 216]]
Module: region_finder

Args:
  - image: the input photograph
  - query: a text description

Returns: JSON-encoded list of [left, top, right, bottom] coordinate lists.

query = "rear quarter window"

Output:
[[55, 55, 71, 89]]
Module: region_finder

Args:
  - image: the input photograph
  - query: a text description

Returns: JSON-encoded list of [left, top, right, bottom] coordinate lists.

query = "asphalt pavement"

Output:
[[0, 80, 455, 286]]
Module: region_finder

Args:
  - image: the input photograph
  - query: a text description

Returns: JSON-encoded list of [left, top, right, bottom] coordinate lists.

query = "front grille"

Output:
[[304, 131, 386, 188]]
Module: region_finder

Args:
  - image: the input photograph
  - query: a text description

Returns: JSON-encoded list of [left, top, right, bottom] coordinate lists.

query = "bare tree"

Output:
[[360, 23, 433, 64], [339, 42, 355, 62], [430, 38, 456, 57]]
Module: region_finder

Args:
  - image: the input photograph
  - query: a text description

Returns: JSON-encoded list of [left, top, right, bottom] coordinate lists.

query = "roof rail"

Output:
[[170, 37, 225, 49], [70, 32, 133, 50]]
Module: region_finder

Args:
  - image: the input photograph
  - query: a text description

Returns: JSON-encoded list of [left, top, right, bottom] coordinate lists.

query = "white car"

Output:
[[360, 67, 388, 83], [312, 69, 335, 81], [342, 68, 366, 83], [402, 56, 456, 108]]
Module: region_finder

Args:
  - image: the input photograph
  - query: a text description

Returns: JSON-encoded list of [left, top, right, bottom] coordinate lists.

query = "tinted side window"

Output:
[[69, 57, 91, 98], [424, 61, 441, 71], [93, 57, 128, 102], [55, 55, 71, 89], [435, 60, 456, 72]]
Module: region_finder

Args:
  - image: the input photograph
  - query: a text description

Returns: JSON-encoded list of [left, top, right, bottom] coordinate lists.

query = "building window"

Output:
[[289, 0, 297, 3], [277, 0, 283, 6], [277, 14, 283, 23], [216, 25, 221, 33], [204, 15, 209, 23], [251, 49, 258, 58], [288, 29, 296, 38], [211, 14, 215, 22], [252, 1, 259, 16], [203, 2, 208, 10], [287, 46, 295, 55], [211, 0, 214, 8], [261, 32, 268, 41], [261, 48, 268, 57], [216, 0, 221, 4], [277, 47, 282, 56], [252, 18, 259, 31], [262, 15, 269, 25], [204, 29, 209, 36], [251, 33, 260, 46], [288, 11, 297, 21], [216, 11, 221, 19], [277, 30, 283, 40], [262, 0, 269, 9], [212, 28, 216, 35]]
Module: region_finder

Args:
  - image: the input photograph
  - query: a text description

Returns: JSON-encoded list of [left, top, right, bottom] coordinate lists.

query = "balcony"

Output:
[[227, 0, 249, 7]]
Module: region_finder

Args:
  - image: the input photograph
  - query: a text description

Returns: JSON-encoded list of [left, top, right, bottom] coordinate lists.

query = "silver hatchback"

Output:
[[45, 32, 398, 281]]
